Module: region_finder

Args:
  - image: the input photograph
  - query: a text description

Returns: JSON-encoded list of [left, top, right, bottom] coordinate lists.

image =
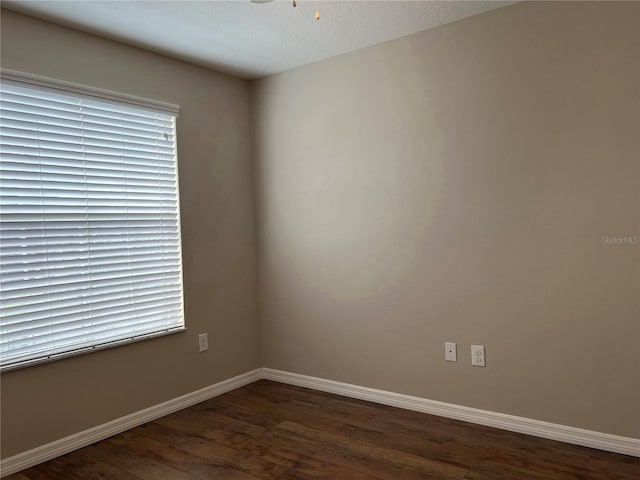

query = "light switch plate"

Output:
[[471, 345, 485, 367]]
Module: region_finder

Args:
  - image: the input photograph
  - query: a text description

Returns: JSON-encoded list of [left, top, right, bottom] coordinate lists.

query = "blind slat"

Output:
[[1, 271, 181, 301]]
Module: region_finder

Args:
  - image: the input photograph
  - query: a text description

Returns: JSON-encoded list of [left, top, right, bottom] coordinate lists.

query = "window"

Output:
[[0, 71, 185, 371]]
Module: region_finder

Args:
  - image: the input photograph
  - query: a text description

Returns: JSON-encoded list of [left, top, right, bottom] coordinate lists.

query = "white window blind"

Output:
[[0, 72, 185, 371]]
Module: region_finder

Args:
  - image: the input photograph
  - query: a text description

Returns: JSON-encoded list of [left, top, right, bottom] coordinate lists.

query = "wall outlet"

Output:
[[198, 333, 208, 352], [445, 342, 457, 362], [471, 345, 485, 367]]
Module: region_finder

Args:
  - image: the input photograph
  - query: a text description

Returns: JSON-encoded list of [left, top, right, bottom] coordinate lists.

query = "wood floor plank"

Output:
[[585, 452, 640, 479], [227, 381, 328, 408], [372, 406, 593, 466], [154, 408, 269, 445], [275, 457, 384, 480], [6, 380, 639, 480], [127, 462, 195, 480], [345, 417, 487, 468], [474, 447, 633, 480], [110, 431, 209, 471], [223, 383, 485, 470], [133, 422, 292, 480], [186, 463, 263, 480], [275, 420, 469, 479], [260, 427, 446, 480], [215, 390, 362, 436], [84, 436, 201, 480], [154, 407, 438, 480], [220, 389, 379, 432], [21, 449, 144, 480], [149, 417, 297, 469]]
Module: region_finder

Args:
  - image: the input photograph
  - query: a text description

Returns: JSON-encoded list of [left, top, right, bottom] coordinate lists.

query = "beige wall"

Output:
[[1, 0, 639, 461], [0, 10, 260, 458], [253, 1, 640, 438]]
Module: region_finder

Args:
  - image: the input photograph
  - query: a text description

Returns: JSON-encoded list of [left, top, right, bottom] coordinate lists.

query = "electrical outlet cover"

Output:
[[445, 342, 457, 362], [198, 333, 208, 352]]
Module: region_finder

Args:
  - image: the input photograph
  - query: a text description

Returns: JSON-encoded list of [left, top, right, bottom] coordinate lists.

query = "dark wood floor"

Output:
[[6, 380, 640, 480]]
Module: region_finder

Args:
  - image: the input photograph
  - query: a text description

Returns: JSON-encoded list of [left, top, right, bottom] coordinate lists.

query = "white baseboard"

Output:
[[262, 368, 640, 458], [3, 366, 638, 477], [0, 368, 262, 477]]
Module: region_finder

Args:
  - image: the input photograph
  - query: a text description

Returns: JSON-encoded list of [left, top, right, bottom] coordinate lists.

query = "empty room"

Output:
[[0, 0, 638, 479]]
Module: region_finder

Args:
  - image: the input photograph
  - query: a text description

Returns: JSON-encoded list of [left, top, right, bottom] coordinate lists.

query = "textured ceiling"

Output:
[[3, 0, 517, 79]]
